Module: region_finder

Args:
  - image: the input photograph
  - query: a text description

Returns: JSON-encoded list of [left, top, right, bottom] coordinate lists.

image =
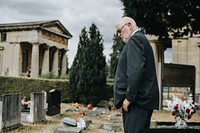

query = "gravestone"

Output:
[[54, 126, 82, 133], [62, 117, 77, 127], [0, 93, 21, 131], [46, 89, 61, 116], [21, 92, 45, 123]]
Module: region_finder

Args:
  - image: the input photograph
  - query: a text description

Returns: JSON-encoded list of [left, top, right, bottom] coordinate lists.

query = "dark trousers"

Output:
[[122, 103, 153, 133]]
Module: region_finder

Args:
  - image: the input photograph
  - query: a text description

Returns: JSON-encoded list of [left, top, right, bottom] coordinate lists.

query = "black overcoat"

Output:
[[114, 31, 159, 110]]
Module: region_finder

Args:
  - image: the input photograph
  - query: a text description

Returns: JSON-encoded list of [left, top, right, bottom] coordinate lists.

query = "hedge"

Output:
[[0, 76, 113, 103]]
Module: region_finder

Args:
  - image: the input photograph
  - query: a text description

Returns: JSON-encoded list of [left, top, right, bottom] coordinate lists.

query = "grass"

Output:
[[2, 103, 200, 133]]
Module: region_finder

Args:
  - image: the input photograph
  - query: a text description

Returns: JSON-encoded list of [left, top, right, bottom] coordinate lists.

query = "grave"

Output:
[[0, 93, 22, 131], [149, 121, 200, 133], [150, 128, 200, 133], [46, 89, 61, 116], [54, 126, 82, 133], [21, 92, 45, 123]]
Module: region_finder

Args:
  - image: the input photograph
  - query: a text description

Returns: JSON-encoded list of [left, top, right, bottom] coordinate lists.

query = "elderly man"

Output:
[[114, 16, 159, 133]]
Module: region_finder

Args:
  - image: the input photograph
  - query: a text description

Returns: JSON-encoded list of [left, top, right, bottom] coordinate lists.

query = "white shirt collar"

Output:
[[132, 29, 139, 36]]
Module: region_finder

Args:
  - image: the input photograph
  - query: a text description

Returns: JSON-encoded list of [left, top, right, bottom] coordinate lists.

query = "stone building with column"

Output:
[[148, 34, 200, 105], [172, 35, 200, 101], [0, 20, 72, 78]]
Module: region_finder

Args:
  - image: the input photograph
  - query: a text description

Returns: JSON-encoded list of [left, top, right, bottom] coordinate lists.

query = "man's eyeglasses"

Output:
[[117, 23, 127, 34]]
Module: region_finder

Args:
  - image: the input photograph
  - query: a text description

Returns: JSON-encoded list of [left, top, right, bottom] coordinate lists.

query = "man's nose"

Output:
[[118, 32, 121, 37]]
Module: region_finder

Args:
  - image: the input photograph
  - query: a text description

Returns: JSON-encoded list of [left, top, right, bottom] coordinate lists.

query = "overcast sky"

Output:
[[0, 0, 172, 67], [0, 0, 124, 67]]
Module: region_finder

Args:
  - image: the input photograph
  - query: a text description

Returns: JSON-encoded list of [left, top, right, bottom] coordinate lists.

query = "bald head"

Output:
[[116, 16, 138, 43], [116, 17, 137, 32]]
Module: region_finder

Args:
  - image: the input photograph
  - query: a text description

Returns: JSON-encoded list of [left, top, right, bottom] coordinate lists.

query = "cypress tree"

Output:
[[69, 24, 106, 105], [109, 33, 125, 78], [86, 23, 106, 105], [69, 27, 89, 102]]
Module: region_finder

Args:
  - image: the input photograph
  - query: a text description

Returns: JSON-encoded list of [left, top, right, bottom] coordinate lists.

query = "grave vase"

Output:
[[175, 118, 188, 129]]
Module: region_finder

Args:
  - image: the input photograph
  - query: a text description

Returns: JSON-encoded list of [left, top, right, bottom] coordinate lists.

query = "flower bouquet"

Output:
[[166, 93, 196, 129]]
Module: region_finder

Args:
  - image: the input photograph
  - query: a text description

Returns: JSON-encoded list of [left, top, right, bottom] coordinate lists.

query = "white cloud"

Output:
[[0, 0, 124, 67]]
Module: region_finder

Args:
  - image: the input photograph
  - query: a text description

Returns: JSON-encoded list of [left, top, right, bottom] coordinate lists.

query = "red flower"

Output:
[[172, 111, 176, 116], [174, 105, 178, 110], [87, 104, 93, 110], [186, 108, 190, 114]]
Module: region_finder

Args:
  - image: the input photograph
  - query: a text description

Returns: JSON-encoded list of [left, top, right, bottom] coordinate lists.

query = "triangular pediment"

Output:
[[0, 20, 72, 39]]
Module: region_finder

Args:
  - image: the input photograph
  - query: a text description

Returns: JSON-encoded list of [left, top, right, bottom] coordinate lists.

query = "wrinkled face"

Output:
[[116, 22, 132, 43]]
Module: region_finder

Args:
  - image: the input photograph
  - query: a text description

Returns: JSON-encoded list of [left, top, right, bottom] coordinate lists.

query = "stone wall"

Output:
[[172, 36, 200, 95]]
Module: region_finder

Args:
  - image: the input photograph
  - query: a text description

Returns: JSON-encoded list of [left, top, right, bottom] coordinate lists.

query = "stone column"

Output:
[[149, 39, 166, 110], [52, 49, 58, 76], [42, 47, 49, 75], [0, 52, 2, 75], [12, 43, 21, 77], [61, 52, 67, 76], [149, 40, 166, 75], [150, 41, 159, 72], [198, 42, 200, 94], [31, 44, 39, 77], [157, 43, 165, 63]]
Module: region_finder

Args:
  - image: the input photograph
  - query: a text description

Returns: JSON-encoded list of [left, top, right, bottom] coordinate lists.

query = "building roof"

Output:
[[0, 20, 73, 39]]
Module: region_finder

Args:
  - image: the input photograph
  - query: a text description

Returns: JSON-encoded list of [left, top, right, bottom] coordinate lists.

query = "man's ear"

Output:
[[127, 22, 131, 26], [127, 22, 132, 29]]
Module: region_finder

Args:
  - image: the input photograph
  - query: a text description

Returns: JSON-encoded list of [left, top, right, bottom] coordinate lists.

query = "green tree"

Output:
[[69, 24, 106, 105], [69, 27, 89, 102], [120, 0, 200, 43], [109, 34, 125, 78]]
